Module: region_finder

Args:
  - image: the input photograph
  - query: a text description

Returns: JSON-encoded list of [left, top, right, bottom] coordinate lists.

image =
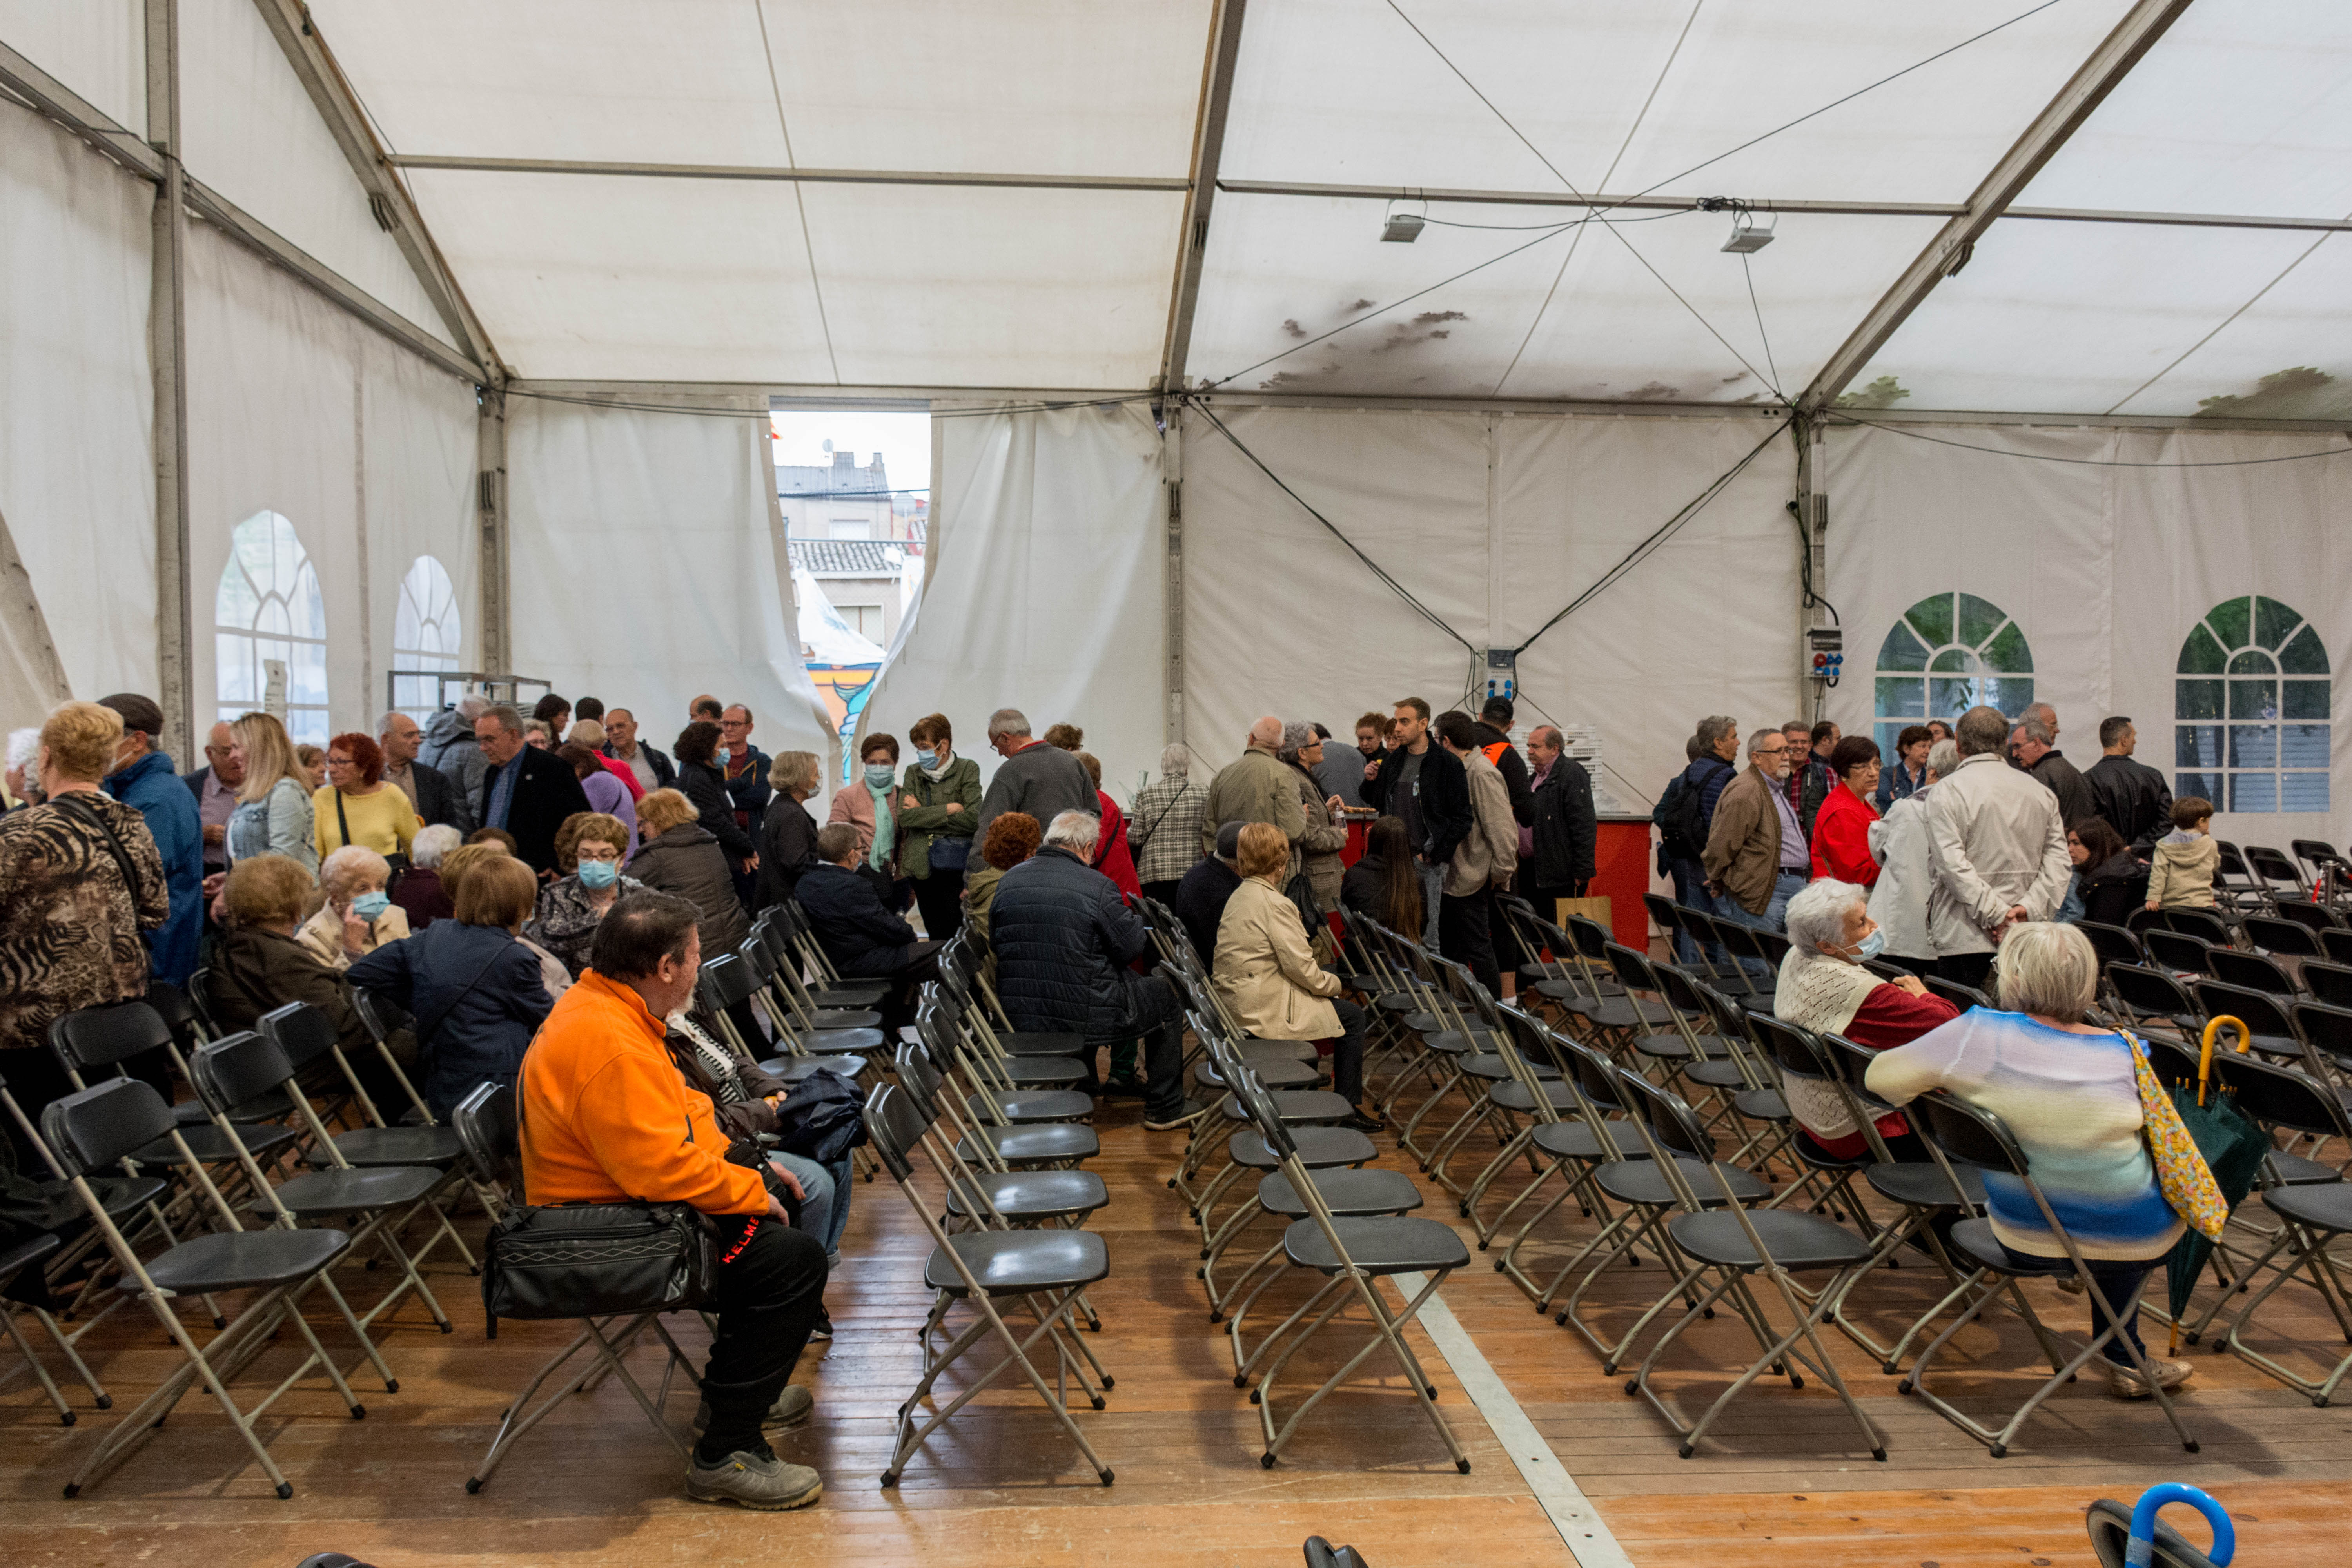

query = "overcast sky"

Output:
[[771, 410, 930, 493]]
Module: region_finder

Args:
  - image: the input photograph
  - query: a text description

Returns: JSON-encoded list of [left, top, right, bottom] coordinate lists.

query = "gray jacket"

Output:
[[973, 741, 1099, 840], [1924, 752, 2071, 956], [417, 708, 488, 813]]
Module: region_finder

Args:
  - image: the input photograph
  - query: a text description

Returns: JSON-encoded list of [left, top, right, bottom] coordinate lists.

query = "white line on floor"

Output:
[[1396, 1270, 1635, 1568]]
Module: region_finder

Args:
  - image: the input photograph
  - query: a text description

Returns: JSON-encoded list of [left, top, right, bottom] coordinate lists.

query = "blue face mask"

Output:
[[915, 750, 938, 769], [350, 891, 390, 921], [865, 762, 896, 789], [576, 858, 620, 890], [715, 746, 731, 768], [1848, 927, 1886, 961]]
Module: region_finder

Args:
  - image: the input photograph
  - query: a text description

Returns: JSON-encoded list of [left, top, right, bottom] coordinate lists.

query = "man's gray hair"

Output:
[[1278, 719, 1316, 760], [410, 823, 462, 868], [2017, 712, 2055, 746], [1748, 728, 1780, 758], [376, 710, 410, 740], [1954, 704, 2010, 757], [482, 703, 523, 735], [1695, 715, 1735, 752], [2026, 701, 2056, 731], [6, 726, 41, 771], [1528, 724, 1561, 750], [1994, 922, 2099, 1022], [1160, 742, 1194, 777], [987, 707, 1031, 740], [455, 693, 491, 721], [1784, 879, 1868, 958], [1926, 739, 1960, 779], [1043, 808, 1100, 857]]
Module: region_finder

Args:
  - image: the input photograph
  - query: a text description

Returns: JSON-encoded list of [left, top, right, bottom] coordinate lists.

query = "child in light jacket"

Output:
[[2146, 796, 2218, 911]]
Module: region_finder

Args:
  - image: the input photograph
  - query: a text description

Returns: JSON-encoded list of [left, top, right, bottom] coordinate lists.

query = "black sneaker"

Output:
[[807, 1307, 835, 1341], [1100, 1075, 1147, 1100]]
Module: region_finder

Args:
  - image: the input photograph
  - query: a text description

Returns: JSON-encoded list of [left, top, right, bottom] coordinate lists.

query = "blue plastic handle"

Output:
[[2126, 1483, 2234, 1567]]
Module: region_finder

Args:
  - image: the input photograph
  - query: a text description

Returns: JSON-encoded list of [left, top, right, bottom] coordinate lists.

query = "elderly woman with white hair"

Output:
[[1775, 878, 1960, 1163], [1277, 720, 1352, 913], [1128, 741, 1211, 909], [298, 843, 410, 969], [1866, 921, 2195, 1400], [1866, 737, 1957, 970], [392, 822, 463, 929]]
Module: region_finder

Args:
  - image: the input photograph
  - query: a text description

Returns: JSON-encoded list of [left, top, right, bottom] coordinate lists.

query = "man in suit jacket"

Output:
[[473, 704, 592, 877], [379, 710, 473, 834]]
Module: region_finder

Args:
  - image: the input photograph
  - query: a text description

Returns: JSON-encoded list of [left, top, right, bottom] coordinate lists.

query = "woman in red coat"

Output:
[[1809, 735, 1884, 886], [1075, 752, 1142, 898]]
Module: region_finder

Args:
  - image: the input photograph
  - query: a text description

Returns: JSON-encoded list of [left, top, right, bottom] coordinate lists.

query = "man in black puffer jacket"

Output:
[[991, 809, 1205, 1131]]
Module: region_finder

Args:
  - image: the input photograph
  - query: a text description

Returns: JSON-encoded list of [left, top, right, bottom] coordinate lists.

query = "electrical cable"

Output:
[[1826, 416, 2352, 469], [1416, 209, 1694, 234], [1187, 399, 1479, 655], [1741, 251, 1782, 402]]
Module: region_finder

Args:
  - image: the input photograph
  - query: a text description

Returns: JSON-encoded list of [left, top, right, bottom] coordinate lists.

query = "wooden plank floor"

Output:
[[5, 1032, 2350, 1566]]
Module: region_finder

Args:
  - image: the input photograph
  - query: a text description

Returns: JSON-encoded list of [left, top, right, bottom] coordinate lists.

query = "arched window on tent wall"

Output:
[[1873, 592, 2034, 758], [392, 555, 463, 722], [214, 511, 330, 745], [2176, 596, 2329, 814]]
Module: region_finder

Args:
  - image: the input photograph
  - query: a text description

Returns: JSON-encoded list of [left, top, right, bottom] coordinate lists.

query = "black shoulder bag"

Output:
[[51, 793, 153, 911], [480, 1092, 719, 1336]]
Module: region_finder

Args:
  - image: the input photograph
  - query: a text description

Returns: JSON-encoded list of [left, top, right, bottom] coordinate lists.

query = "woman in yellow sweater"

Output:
[[314, 730, 419, 860]]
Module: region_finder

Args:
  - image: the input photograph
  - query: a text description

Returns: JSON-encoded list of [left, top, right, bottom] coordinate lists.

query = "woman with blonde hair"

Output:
[[1212, 822, 1379, 1132], [298, 844, 411, 970], [633, 786, 750, 959], [757, 749, 824, 907], [225, 711, 318, 873]]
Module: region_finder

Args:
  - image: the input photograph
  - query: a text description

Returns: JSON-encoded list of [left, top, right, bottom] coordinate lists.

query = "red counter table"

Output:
[[1579, 813, 1655, 951]]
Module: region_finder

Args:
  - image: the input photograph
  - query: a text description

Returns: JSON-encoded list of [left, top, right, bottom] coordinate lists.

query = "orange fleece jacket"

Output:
[[518, 969, 766, 1216]]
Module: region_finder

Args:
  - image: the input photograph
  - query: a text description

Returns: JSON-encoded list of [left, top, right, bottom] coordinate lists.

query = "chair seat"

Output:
[[2263, 1150, 2341, 1187], [946, 1169, 1109, 1222], [1631, 1032, 1692, 1060], [1666, 1208, 1876, 1271], [1256, 1168, 1423, 1219], [1866, 1161, 1989, 1210], [925, 1228, 1109, 1296], [1491, 1080, 1581, 1113], [0, 1230, 62, 1283], [1948, 1217, 2073, 1277], [1531, 1118, 1645, 1161], [1597, 1157, 1771, 1207], [1683, 1060, 1750, 1089], [264, 1164, 445, 1218], [1229, 1127, 1377, 1170], [1461, 1053, 1560, 1083], [1376, 992, 1423, 1014], [809, 984, 889, 1007], [135, 1120, 299, 1167], [805, 1008, 884, 1031], [2263, 1181, 2352, 1233], [1220, 1089, 1353, 1125], [1198, 1055, 1322, 1090], [1563, 998, 1641, 1031], [1283, 1215, 1470, 1276], [176, 1088, 296, 1125], [979, 1088, 1097, 1123], [802, 1027, 889, 1054], [328, 1125, 463, 1168], [758, 1054, 866, 1082], [1002, 1056, 1089, 1088], [1732, 1087, 1789, 1122], [133, 1227, 351, 1294], [86, 1174, 168, 1220], [1419, 1029, 1495, 1056], [958, 1123, 1100, 1167], [1000, 1030, 1089, 1058]]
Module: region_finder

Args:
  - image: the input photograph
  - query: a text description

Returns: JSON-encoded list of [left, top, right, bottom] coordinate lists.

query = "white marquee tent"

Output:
[[6, 0, 2351, 846]]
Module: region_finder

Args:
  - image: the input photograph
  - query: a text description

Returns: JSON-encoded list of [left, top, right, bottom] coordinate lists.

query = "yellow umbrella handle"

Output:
[[2199, 1015, 2250, 1107]]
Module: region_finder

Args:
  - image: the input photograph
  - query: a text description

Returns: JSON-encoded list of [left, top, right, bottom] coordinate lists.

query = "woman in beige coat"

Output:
[[1212, 822, 1380, 1130]]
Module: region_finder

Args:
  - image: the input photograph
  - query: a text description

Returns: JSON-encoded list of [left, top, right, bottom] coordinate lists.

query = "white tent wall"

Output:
[[1180, 405, 1802, 813], [185, 219, 479, 744], [1822, 422, 2352, 851], [505, 392, 832, 760], [0, 93, 157, 714], [0, 0, 143, 135], [857, 401, 1167, 803]]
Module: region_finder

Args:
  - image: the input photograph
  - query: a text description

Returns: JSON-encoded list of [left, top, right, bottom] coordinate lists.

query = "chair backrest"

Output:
[[1909, 1089, 2028, 1178], [2291, 999, 2352, 1069], [452, 1078, 517, 1189], [1614, 1071, 1714, 1164], [255, 998, 341, 1070], [1553, 1030, 1627, 1116], [2190, 978, 2295, 1040], [2323, 928, 2352, 967], [1564, 914, 1612, 962], [862, 1083, 927, 1181], [2110, 962, 2197, 1020], [2204, 947, 2297, 998], [2245, 845, 2307, 897], [1229, 1062, 1299, 1163], [1600, 940, 1655, 996], [189, 1029, 294, 1116], [1923, 975, 1991, 1013], [2243, 913, 2323, 959], [2078, 921, 2148, 972], [2136, 1028, 2202, 1086], [2164, 907, 2235, 948], [2142, 929, 2214, 975], [2262, 900, 2339, 938], [893, 1041, 946, 1114], [39, 1076, 175, 1176], [696, 951, 756, 1012], [144, 980, 205, 1046], [351, 987, 409, 1044], [47, 999, 174, 1075], [1747, 1011, 1830, 1086], [2219, 1052, 2348, 1142], [1643, 894, 1683, 939], [734, 935, 777, 986]]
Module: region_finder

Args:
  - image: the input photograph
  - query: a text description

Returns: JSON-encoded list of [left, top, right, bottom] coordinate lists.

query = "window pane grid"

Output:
[[2174, 598, 2329, 813], [1875, 591, 2034, 749]]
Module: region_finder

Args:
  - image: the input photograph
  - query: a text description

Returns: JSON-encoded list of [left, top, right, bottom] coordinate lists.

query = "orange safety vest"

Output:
[[1480, 740, 1512, 769]]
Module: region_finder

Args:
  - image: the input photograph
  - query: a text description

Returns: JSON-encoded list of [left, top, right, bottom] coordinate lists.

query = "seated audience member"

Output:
[[2064, 817, 2145, 928], [962, 811, 1042, 951], [796, 823, 940, 1027], [1277, 722, 1350, 913], [530, 812, 646, 978], [1809, 735, 1884, 887], [1215, 823, 1380, 1131], [560, 741, 640, 855], [1775, 880, 1957, 1161], [351, 852, 552, 1118], [1342, 814, 1425, 941], [521, 891, 828, 1506], [673, 721, 759, 889], [1866, 739, 1955, 969], [298, 844, 410, 971], [443, 842, 572, 1000], [631, 788, 751, 963], [393, 824, 462, 929], [467, 826, 519, 854], [756, 751, 824, 909], [1867, 921, 2194, 1401], [1073, 750, 1141, 898], [664, 1008, 849, 1282], [991, 810, 1202, 1128], [1174, 821, 1246, 964], [2146, 797, 2218, 913], [207, 855, 370, 1055]]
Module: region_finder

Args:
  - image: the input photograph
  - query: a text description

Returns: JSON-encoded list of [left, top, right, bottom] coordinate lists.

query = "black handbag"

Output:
[[480, 1101, 717, 1335]]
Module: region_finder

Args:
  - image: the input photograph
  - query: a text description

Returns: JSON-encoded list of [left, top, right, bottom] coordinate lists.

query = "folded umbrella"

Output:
[[2162, 1017, 2272, 1351]]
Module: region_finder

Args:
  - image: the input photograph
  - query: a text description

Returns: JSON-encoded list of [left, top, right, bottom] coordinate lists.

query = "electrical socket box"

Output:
[[1806, 626, 1844, 683], [1485, 647, 1517, 701]]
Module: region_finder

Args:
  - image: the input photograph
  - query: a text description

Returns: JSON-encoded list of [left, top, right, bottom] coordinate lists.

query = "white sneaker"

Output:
[[685, 1449, 822, 1510]]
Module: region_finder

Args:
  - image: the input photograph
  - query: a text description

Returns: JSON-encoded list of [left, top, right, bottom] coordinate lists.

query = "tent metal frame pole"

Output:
[[250, 0, 503, 377], [146, 0, 194, 759], [1797, 0, 2194, 414], [477, 389, 510, 677], [384, 154, 1187, 195], [1158, 0, 1247, 395]]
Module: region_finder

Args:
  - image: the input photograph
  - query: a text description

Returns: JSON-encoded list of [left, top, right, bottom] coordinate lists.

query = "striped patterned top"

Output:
[[1866, 1009, 2184, 1261]]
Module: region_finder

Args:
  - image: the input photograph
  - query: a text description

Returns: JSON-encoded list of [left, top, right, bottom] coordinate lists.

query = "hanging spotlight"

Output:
[[1381, 198, 1426, 243], [1720, 208, 1775, 253]]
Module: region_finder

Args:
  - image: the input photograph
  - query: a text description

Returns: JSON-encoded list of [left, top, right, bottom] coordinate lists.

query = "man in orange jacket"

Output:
[[520, 890, 829, 1511]]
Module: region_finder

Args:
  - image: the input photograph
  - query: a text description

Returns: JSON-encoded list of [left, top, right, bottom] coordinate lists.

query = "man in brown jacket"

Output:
[[1200, 715, 1307, 861], [1435, 711, 1517, 996], [1702, 728, 1808, 967]]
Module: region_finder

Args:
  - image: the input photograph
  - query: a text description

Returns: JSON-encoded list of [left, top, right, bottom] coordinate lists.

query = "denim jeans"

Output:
[[1416, 860, 1445, 955], [1669, 856, 1722, 965], [1715, 870, 1806, 976], [772, 1151, 853, 1262], [2000, 1245, 2156, 1368]]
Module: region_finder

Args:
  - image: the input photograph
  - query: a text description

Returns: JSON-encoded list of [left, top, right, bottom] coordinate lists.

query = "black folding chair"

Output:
[[2108, 964, 2203, 1041], [2204, 947, 2300, 1001], [2207, 1055, 2352, 1404], [2248, 911, 2329, 956], [2244, 846, 2309, 904]]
